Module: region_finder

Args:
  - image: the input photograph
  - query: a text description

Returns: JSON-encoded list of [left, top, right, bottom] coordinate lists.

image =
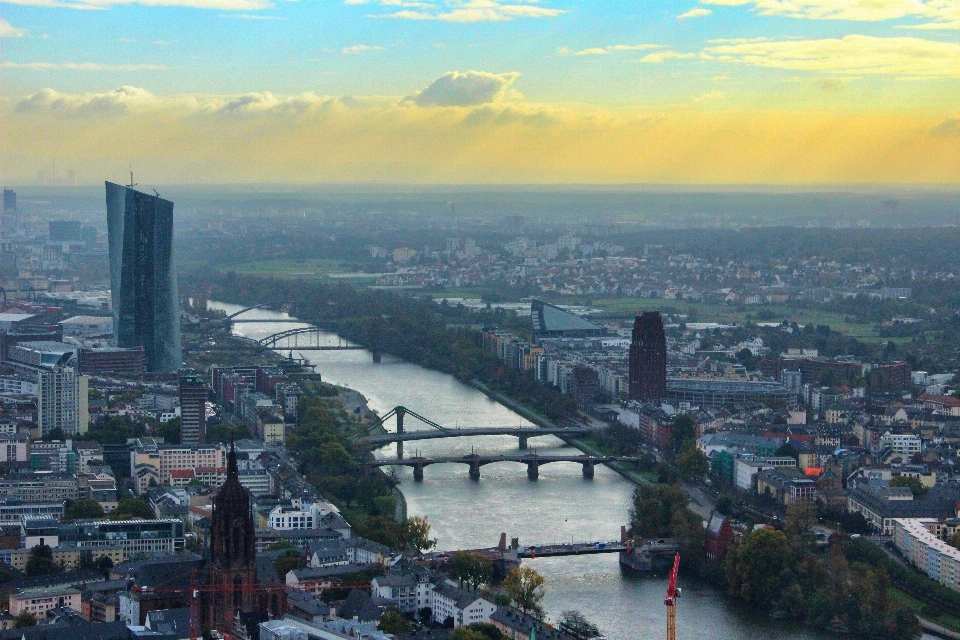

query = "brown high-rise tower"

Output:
[[207, 442, 256, 632], [629, 311, 667, 402]]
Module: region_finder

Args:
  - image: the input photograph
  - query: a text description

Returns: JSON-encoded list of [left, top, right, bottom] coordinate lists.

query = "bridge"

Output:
[[369, 452, 644, 481], [361, 426, 589, 449]]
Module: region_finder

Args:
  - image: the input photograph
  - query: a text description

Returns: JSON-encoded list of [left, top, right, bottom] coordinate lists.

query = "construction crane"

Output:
[[133, 569, 371, 640], [664, 552, 681, 640]]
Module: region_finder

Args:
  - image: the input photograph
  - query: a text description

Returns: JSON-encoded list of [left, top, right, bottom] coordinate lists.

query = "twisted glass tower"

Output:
[[106, 181, 181, 373]]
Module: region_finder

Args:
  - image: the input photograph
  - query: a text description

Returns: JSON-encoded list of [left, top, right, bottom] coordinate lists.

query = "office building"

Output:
[[38, 367, 89, 436], [179, 374, 207, 445], [105, 181, 181, 373], [530, 299, 607, 339], [77, 346, 145, 376], [2, 188, 16, 231], [629, 311, 667, 402]]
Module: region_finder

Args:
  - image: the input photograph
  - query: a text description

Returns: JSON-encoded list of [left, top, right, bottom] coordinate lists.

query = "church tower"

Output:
[[207, 442, 256, 633]]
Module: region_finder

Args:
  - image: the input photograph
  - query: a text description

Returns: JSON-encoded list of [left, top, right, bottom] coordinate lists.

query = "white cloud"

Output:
[[0, 0, 272, 11], [701, 0, 960, 29], [572, 44, 662, 55], [0, 18, 26, 36], [677, 7, 711, 19], [703, 34, 960, 77], [404, 70, 519, 106], [638, 50, 696, 63], [341, 44, 384, 54], [3, 62, 167, 70], [357, 0, 565, 22], [15, 86, 164, 115]]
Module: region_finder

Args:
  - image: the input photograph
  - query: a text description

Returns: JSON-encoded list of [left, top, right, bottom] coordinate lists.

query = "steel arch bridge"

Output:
[[258, 326, 365, 351]]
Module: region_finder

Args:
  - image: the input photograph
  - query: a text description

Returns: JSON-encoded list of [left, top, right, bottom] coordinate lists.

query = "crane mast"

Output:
[[664, 553, 680, 640]]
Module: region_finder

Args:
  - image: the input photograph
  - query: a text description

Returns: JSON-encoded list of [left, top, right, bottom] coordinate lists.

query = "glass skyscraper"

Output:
[[105, 181, 181, 373]]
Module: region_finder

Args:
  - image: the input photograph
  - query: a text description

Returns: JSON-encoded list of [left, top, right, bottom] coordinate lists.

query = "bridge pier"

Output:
[[527, 461, 539, 481], [413, 463, 424, 482], [396, 407, 405, 460], [518, 436, 528, 450], [469, 461, 481, 481], [373, 351, 382, 363], [582, 460, 595, 479]]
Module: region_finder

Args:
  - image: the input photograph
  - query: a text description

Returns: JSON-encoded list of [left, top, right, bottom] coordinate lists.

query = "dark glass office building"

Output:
[[629, 311, 667, 402], [105, 182, 181, 373]]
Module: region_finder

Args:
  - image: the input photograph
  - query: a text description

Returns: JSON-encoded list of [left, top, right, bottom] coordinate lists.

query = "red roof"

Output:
[[170, 469, 195, 479], [920, 394, 960, 408]]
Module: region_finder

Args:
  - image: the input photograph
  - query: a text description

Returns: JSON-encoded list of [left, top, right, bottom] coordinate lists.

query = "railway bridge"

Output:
[[369, 452, 644, 481]]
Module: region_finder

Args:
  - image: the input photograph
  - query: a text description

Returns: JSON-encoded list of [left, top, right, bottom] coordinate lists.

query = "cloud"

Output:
[[404, 70, 519, 107], [341, 44, 384, 54], [932, 117, 960, 136], [356, 0, 565, 22], [677, 7, 711, 19], [0, 0, 272, 11], [0, 18, 26, 37], [15, 86, 164, 115], [3, 62, 168, 70], [702, 35, 960, 77], [572, 44, 662, 55], [638, 50, 696, 63], [700, 0, 960, 29]]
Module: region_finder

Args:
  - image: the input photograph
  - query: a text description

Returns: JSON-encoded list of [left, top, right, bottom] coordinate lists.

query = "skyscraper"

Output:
[[106, 182, 181, 373], [3, 188, 17, 232], [179, 374, 208, 444], [38, 367, 89, 436], [629, 311, 667, 402]]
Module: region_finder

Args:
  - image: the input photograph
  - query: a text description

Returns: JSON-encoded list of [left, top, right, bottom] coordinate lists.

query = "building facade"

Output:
[[105, 181, 181, 373], [628, 312, 666, 402], [38, 367, 89, 436], [179, 374, 208, 445]]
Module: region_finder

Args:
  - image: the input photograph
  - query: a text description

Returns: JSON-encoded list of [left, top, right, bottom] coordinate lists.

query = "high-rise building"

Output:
[[628, 311, 667, 402], [38, 367, 89, 436], [2, 188, 17, 232], [179, 374, 208, 444], [105, 182, 181, 372]]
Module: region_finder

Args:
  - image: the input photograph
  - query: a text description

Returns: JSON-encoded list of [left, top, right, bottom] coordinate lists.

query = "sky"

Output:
[[1, 0, 959, 185]]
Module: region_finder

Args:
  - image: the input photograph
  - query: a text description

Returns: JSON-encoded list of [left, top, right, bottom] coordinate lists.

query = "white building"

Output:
[[430, 581, 497, 628], [268, 501, 337, 530], [734, 457, 797, 492], [880, 432, 922, 456], [893, 518, 960, 592], [38, 367, 88, 436]]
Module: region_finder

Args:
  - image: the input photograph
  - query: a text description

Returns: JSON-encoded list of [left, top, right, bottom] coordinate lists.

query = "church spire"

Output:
[[228, 438, 238, 477]]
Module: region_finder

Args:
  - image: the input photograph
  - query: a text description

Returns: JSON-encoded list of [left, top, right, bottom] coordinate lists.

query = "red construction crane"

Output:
[[133, 569, 371, 640], [664, 553, 680, 640]]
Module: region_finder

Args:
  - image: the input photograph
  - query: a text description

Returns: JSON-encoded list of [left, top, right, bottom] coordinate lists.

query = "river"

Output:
[[211, 301, 853, 640]]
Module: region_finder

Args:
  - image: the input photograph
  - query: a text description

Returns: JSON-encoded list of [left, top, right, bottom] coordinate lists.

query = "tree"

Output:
[[455, 623, 502, 640], [65, 498, 105, 522], [274, 549, 304, 578], [630, 484, 689, 539], [25, 544, 58, 577], [378, 609, 412, 634], [452, 630, 490, 640], [109, 497, 156, 520], [676, 443, 708, 479], [715, 494, 734, 516], [155, 417, 182, 444], [784, 502, 819, 552], [890, 475, 928, 497], [452, 551, 494, 591], [13, 611, 36, 628], [725, 528, 792, 607], [402, 516, 437, 554], [502, 567, 545, 618], [670, 414, 697, 453], [559, 610, 600, 639]]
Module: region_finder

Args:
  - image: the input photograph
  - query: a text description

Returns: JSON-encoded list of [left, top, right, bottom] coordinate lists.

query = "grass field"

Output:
[[222, 259, 370, 280], [888, 585, 960, 633]]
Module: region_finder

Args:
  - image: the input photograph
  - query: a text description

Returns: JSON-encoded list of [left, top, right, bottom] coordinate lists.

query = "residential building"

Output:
[[893, 518, 960, 592], [38, 367, 89, 436], [130, 440, 227, 486], [430, 581, 497, 628], [105, 181, 181, 373], [10, 586, 81, 617], [179, 374, 208, 445]]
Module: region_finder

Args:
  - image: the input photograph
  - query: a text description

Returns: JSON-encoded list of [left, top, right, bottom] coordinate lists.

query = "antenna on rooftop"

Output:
[[127, 166, 137, 189]]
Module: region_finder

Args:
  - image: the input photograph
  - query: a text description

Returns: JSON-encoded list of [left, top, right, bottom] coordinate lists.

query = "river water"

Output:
[[211, 302, 854, 640]]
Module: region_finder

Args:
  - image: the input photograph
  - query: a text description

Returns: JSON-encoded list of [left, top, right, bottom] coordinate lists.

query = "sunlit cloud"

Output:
[[341, 44, 384, 54], [0, 18, 26, 36], [572, 44, 663, 55], [677, 7, 711, 19], [353, 0, 566, 22], [701, 0, 960, 29], [703, 35, 960, 77], [638, 50, 696, 63], [403, 70, 519, 106]]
